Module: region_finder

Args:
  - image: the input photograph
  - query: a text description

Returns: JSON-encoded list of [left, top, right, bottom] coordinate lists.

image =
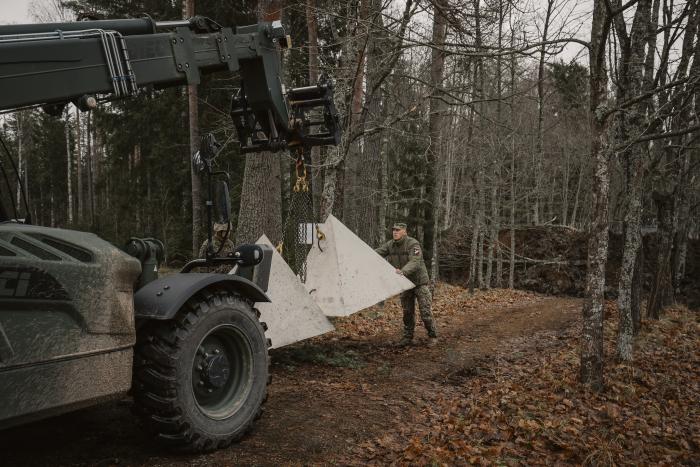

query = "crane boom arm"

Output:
[[0, 17, 340, 153]]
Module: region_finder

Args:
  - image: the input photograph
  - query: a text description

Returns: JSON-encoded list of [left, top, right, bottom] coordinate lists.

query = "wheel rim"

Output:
[[191, 324, 253, 420]]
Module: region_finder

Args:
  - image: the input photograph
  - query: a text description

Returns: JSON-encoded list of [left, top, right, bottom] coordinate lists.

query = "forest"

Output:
[[0, 0, 698, 464]]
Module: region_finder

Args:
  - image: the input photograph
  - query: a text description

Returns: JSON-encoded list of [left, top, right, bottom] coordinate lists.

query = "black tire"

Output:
[[132, 288, 270, 452]]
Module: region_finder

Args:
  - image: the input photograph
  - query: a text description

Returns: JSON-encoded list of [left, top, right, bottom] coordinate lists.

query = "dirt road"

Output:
[[1, 287, 580, 466]]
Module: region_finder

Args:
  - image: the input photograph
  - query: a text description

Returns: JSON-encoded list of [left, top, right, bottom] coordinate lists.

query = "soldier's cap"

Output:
[[213, 222, 232, 232], [392, 222, 407, 230]]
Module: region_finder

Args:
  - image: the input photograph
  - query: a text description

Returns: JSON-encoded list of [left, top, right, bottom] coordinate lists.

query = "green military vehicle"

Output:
[[0, 15, 339, 451]]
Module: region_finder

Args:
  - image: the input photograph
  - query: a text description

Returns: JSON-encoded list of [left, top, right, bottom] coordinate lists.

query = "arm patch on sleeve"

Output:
[[412, 245, 421, 256]]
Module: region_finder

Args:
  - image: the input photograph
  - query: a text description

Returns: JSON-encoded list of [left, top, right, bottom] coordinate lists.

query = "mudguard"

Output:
[[134, 273, 270, 321]]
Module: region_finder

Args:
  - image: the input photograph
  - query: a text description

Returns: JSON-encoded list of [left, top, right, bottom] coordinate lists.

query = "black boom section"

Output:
[[0, 29, 243, 110], [134, 273, 270, 321], [0, 17, 341, 153]]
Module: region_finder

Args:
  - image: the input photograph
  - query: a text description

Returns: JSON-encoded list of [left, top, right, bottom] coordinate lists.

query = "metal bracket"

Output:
[[171, 27, 201, 85], [215, 31, 238, 71]]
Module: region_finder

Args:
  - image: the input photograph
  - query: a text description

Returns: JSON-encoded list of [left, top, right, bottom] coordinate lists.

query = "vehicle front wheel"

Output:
[[133, 289, 269, 452]]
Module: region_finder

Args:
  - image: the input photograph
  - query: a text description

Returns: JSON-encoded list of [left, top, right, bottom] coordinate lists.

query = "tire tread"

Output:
[[133, 288, 269, 452]]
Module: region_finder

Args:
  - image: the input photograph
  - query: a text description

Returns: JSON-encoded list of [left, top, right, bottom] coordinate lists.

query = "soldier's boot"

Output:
[[425, 321, 438, 347], [397, 335, 413, 347]]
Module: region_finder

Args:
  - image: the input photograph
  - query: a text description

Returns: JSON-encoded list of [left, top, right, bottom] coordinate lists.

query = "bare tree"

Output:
[[306, 0, 322, 221], [580, 0, 612, 390], [64, 107, 73, 225], [320, 2, 365, 221], [613, 0, 655, 361], [533, 0, 555, 226], [28, 0, 71, 22], [75, 107, 83, 223], [427, 0, 448, 282], [485, 0, 508, 289]]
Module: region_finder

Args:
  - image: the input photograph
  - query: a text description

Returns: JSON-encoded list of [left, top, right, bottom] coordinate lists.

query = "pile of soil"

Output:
[[439, 225, 699, 306], [440, 226, 588, 296]]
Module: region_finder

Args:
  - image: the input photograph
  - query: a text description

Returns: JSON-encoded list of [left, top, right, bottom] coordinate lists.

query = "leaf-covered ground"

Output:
[[343, 299, 700, 466], [2, 284, 697, 466]]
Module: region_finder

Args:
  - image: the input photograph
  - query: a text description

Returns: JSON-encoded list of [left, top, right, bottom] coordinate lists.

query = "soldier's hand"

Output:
[[396, 269, 403, 275]]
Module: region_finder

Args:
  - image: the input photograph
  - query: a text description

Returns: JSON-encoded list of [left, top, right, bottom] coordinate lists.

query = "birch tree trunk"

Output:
[[50, 189, 55, 227], [631, 244, 643, 334], [614, 0, 653, 361], [616, 164, 643, 360], [509, 26, 516, 289], [469, 161, 484, 293], [562, 150, 569, 225], [378, 132, 389, 242], [425, 0, 447, 279], [39, 183, 44, 226], [86, 112, 94, 226], [477, 228, 484, 288], [671, 145, 694, 295], [570, 164, 584, 227], [342, 0, 368, 231], [64, 107, 73, 225], [16, 112, 23, 209], [672, 169, 691, 294], [321, 2, 364, 221], [670, 2, 699, 296], [533, 0, 554, 226], [354, 0, 389, 245], [647, 191, 675, 319], [580, 0, 611, 390], [485, 183, 498, 289], [469, 0, 485, 294], [75, 107, 83, 223], [320, 148, 341, 221], [509, 145, 515, 289], [486, 0, 506, 289]]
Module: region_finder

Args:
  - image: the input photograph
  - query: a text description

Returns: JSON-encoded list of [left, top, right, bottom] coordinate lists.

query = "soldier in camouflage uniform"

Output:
[[376, 222, 437, 347], [199, 222, 235, 273]]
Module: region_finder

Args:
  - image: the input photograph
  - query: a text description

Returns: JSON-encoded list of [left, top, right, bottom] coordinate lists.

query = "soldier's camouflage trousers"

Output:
[[400, 285, 437, 338]]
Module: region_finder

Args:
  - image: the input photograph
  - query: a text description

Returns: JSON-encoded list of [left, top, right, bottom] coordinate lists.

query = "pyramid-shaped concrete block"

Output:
[[255, 235, 334, 348], [304, 215, 415, 317]]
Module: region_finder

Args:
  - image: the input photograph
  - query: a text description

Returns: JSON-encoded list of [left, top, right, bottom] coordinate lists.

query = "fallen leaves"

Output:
[[345, 302, 700, 466], [326, 284, 545, 343], [271, 285, 697, 466]]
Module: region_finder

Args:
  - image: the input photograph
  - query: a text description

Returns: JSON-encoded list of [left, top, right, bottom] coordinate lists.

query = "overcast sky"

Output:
[[1, 0, 588, 62], [1, 0, 34, 24]]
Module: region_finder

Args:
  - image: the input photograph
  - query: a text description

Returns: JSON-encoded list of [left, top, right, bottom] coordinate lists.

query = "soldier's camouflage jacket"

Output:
[[375, 236, 430, 286]]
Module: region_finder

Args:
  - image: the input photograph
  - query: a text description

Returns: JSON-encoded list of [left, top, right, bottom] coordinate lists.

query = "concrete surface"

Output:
[[255, 235, 335, 348], [304, 215, 415, 317]]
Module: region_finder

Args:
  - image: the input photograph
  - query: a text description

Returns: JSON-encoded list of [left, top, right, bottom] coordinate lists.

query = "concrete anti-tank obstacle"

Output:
[[254, 235, 334, 348], [304, 215, 415, 317]]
